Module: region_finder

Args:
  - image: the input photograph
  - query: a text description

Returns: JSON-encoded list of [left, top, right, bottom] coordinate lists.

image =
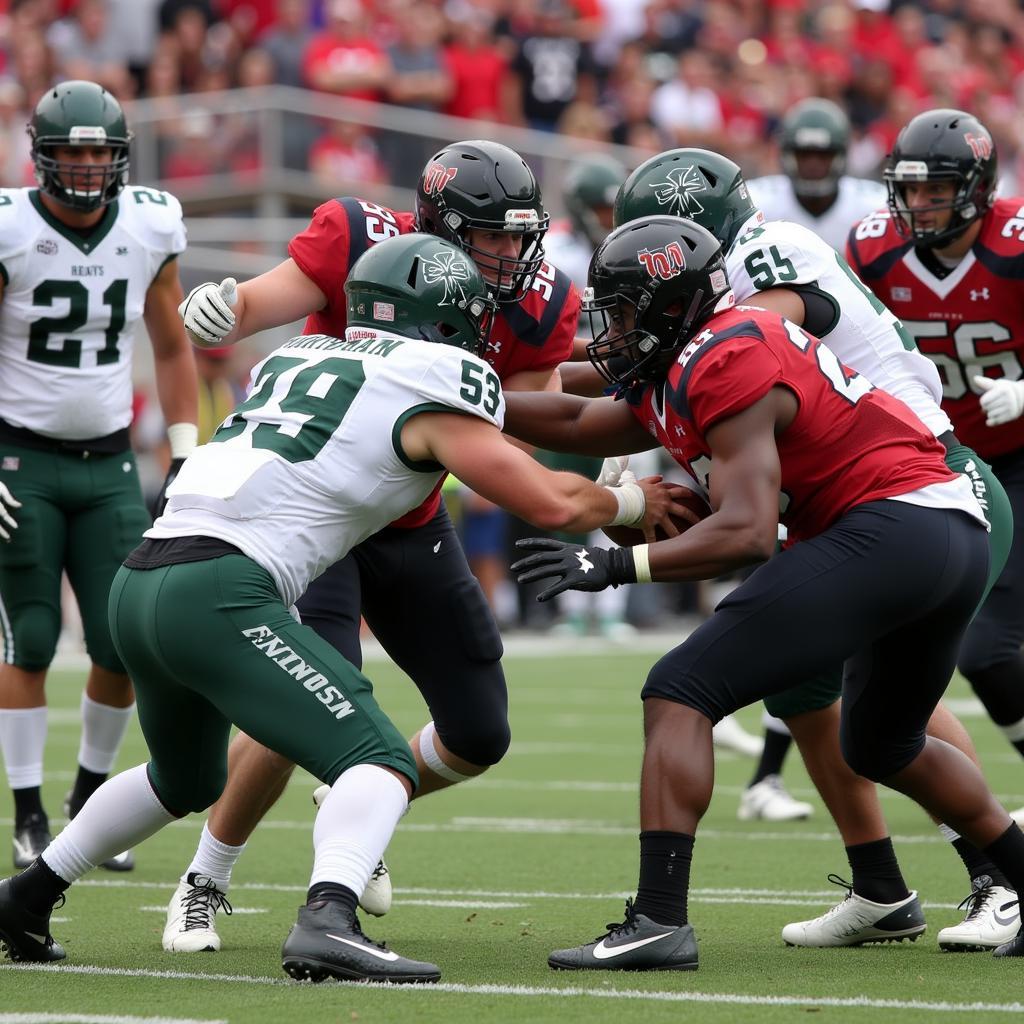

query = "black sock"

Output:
[[634, 830, 693, 927], [67, 768, 107, 818], [749, 729, 793, 786], [950, 836, 1010, 889], [846, 838, 910, 904], [10, 856, 69, 917], [982, 823, 1024, 896], [307, 882, 358, 915], [12, 787, 45, 827]]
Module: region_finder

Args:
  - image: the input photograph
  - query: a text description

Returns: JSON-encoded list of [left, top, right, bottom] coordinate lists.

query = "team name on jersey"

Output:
[[282, 332, 406, 357], [71, 265, 104, 277], [242, 625, 355, 720]]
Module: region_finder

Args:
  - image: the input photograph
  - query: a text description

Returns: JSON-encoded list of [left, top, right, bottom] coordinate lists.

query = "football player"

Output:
[[747, 97, 887, 251], [0, 82, 197, 874], [0, 233, 683, 982], [162, 140, 581, 951], [849, 110, 1024, 820], [612, 147, 1019, 950], [503, 215, 1024, 970]]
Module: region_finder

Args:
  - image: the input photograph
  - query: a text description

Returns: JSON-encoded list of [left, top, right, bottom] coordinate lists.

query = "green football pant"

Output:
[[107, 553, 418, 815], [763, 443, 1010, 720]]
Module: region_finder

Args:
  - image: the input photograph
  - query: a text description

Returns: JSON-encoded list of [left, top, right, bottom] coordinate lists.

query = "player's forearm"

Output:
[[558, 360, 607, 397], [503, 391, 634, 455], [153, 346, 198, 429], [646, 513, 775, 582]]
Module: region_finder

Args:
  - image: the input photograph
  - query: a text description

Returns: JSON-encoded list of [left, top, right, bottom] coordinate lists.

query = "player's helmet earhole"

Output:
[[407, 258, 419, 287]]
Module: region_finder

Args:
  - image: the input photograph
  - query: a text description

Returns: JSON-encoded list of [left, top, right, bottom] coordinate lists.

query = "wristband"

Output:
[[632, 544, 652, 583], [167, 422, 198, 460], [607, 481, 645, 527]]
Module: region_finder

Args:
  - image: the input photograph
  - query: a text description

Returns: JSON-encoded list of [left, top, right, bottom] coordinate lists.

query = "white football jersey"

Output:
[[149, 330, 505, 607], [727, 215, 953, 437], [746, 174, 887, 251], [543, 219, 592, 291], [0, 185, 186, 440]]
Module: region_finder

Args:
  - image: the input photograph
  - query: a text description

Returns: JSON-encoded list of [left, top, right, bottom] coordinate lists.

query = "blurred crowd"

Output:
[[1, 0, 1024, 190]]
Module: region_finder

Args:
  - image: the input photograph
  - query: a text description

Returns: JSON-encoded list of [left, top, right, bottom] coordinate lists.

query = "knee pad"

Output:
[[8, 604, 61, 670], [839, 728, 923, 783], [641, 658, 724, 722], [150, 763, 227, 817], [957, 656, 1024, 726], [433, 672, 511, 768]]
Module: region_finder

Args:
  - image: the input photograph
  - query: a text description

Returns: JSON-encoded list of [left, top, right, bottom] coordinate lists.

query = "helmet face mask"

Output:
[[613, 149, 760, 253], [563, 154, 627, 249], [29, 81, 131, 213], [884, 109, 997, 248], [585, 215, 734, 388], [779, 99, 850, 200], [416, 140, 550, 304], [346, 233, 498, 359]]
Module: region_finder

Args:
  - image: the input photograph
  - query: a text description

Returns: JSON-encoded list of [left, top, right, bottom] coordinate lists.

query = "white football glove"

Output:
[[0, 482, 21, 542], [178, 277, 238, 347], [974, 376, 1024, 427], [596, 455, 637, 488]]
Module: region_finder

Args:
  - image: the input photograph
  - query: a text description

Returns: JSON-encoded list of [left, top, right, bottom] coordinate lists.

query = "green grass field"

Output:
[[2, 645, 1024, 1023]]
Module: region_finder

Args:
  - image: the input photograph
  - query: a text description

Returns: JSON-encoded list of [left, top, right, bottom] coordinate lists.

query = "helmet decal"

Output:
[[638, 242, 687, 281], [965, 132, 992, 160], [650, 166, 707, 218], [420, 249, 474, 306], [421, 163, 459, 196]]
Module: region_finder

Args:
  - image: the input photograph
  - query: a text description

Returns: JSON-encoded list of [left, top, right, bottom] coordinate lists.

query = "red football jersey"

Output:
[[846, 198, 1024, 459], [625, 306, 955, 542], [288, 197, 579, 526]]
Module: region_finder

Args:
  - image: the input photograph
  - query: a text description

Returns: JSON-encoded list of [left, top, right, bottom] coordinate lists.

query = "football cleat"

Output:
[[737, 775, 813, 822], [0, 877, 66, 962], [993, 923, 1024, 957], [64, 792, 134, 872], [782, 875, 925, 947], [548, 898, 698, 972], [312, 783, 391, 917], [162, 873, 232, 952], [281, 897, 440, 983], [938, 881, 1019, 951], [711, 715, 763, 757], [12, 813, 50, 870]]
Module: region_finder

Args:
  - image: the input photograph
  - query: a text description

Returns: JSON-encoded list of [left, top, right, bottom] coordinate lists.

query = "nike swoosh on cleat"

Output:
[[592, 931, 676, 960], [433, 541, 442, 553], [26, 932, 48, 944], [326, 933, 400, 961], [994, 905, 1020, 927]]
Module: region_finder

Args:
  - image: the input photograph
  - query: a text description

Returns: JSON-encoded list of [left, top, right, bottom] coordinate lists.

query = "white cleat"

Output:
[[712, 714, 763, 757], [938, 882, 1019, 951], [312, 784, 392, 917], [162, 873, 232, 952], [738, 774, 813, 822], [782, 876, 925, 947]]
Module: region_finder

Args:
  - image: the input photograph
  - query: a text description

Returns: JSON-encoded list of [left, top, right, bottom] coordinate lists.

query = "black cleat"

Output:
[[993, 923, 1024, 957], [0, 877, 66, 962], [64, 792, 134, 872], [12, 813, 50, 870], [548, 899, 698, 972], [281, 898, 440, 984]]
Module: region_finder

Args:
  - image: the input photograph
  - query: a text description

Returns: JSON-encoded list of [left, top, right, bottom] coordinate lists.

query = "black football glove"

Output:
[[511, 538, 637, 602], [150, 457, 186, 521]]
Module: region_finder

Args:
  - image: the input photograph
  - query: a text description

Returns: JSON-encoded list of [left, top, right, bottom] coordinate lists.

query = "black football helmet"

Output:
[[415, 140, 549, 304], [884, 108, 997, 247], [28, 80, 131, 212], [585, 215, 734, 388]]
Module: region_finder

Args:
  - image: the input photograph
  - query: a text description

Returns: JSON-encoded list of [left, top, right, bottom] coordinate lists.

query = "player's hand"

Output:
[[0, 482, 20, 542], [596, 455, 634, 487], [974, 376, 1024, 427], [179, 277, 238, 347], [636, 477, 705, 541], [511, 538, 636, 601], [150, 458, 186, 521]]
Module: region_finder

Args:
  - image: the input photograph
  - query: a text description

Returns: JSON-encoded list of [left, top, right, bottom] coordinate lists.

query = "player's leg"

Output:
[[359, 506, 509, 797], [0, 447, 67, 868], [62, 449, 152, 871], [738, 697, 810, 822]]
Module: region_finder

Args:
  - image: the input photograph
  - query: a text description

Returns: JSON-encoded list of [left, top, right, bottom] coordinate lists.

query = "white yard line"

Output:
[[1, 964, 1021, 1014], [0, 1015, 227, 1024]]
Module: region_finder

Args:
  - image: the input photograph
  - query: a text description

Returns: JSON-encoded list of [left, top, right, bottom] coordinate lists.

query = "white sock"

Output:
[[999, 716, 1024, 744], [310, 764, 408, 894], [0, 706, 48, 789], [78, 693, 134, 774], [42, 763, 175, 882], [760, 711, 792, 736], [938, 823, 960, 842], [186, 821, 247, 891]]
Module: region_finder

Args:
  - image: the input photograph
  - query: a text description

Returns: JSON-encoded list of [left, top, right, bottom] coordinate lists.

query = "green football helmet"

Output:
[[345, 234, 498, 358], [28, 80, 131, 212], [779, 98, 850, 199], [613, 149, 760, 252], [563, 154, 627, 249], [585, 215, 733, 388]]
